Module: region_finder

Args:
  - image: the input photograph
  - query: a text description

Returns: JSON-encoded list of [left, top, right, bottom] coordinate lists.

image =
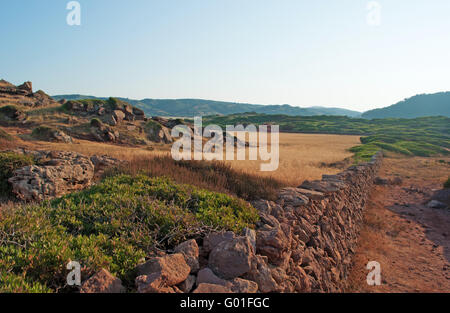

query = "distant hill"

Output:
[[52, 94, 361, 118], [362, 92, 450, 119]]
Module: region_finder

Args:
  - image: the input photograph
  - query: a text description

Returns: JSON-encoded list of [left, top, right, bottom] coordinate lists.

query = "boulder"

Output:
[[177, 275, 196, 293], [208, 237, 254, 280], [136, 273, 177, 293], [243, 255, 278, 293], [202, 231, 236, 254], [113, 110, 125, 124], [135, 253, 191, 286], [196, 268, 228, 286], [174, 239, 200, 273], [8, 151, 95, 201], [256, 225, 291, 267], [80, 269, 125, 293]]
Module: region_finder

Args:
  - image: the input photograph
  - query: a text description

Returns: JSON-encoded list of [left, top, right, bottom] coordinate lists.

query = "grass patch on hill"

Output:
[[202, 114, 450, 162], [109, 155, 286, 201], [0, 174, 258, 292]]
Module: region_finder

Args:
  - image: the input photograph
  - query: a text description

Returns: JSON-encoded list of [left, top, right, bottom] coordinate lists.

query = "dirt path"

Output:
[[347, 157, 450, 293]]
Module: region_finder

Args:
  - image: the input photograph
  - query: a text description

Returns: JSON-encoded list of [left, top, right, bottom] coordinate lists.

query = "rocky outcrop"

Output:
[[0, 80, 58, 108], [7, 150, 123, 201]]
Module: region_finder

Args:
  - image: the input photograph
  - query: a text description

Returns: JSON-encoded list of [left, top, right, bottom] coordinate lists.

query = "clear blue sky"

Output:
[[1, 0, 449, 111]]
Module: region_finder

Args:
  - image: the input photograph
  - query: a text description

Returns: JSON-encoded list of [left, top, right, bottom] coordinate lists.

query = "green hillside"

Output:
[[363, 92, 450, 119], [52, 95, 361, 118], [201, 113, 450, 162]]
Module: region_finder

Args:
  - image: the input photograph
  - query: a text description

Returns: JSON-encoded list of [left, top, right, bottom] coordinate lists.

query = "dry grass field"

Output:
[[224, 133, 361, 186], [5, 129, 361, 187]]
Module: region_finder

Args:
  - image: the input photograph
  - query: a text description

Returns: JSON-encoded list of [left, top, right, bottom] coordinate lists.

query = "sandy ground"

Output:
[[347, 157, 450, 293]]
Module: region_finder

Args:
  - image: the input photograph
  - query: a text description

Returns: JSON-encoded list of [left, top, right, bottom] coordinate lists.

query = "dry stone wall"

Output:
[[250, 151, 383, 292]]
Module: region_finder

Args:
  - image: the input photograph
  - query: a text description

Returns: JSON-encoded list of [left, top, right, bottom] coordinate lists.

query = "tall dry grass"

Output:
[[107, 155, 286, 201]]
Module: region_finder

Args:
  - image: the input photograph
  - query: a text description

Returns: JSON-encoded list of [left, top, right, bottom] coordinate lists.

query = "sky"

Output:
[[1, 0, 450, 112]]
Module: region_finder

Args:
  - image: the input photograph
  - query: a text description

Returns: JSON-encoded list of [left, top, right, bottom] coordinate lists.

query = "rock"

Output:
[[113, 110, 125, 124], [243, 228, 256, 252], [391, 177, 403, 185], [299, 180, 346, 194], [9, 151, 95, 201], [374, 177, 390, 185], [17, 81, 33, 94], [177, 275, 196, 293], [278, 188, 309, 206], [256, 225, 291, 267], [208, 237, 254, 280], [174, 239, 200, 273], [295, 188, 325, 200], [427, 200, 448, 209], [52, 130, 72, 143], [193, 283, 232, 293], [196, 268, 228, 286], [243, 255, 278, 293], [106, 114, 117, 126], [133, 107, 145, 120], [136, 273, 176, 293], [81, 269, 125, 293], [292, 266, 311, 292], [229, 278, 258, 293], [202, 231, 236, 254], [135, 253, 191, 286]]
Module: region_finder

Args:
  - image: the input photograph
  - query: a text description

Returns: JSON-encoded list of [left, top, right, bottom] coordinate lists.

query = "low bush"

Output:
[[0, 174, 258, 292]]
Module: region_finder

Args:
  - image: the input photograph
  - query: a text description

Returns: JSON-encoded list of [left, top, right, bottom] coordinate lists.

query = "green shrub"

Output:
[[0, 152, 35, 196], [31, 126, 55, 140], [0, 174, 258, 292], [444, 177, 450, 189], [90, 118, 103, 128], [0, 271, 52, 293]]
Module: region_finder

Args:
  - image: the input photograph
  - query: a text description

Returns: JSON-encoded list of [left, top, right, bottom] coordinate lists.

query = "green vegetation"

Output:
[[90, 118, 103, 128], [52, 94, 362, 117], [0, 174, 258, 292], [31, 126, 57, 141], [444, 177, 450, 189], [362, 92, 450, 119], [202, 114, 450, 162], [0, 152, 35, 196]]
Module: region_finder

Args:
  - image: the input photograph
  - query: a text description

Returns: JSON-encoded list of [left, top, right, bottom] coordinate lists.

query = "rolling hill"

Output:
[[362, 92, 450, 119], [51, 94, 362, 118]]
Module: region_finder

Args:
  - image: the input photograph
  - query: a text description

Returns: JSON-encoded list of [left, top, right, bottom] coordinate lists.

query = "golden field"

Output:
[[9, 129, 361, 187]]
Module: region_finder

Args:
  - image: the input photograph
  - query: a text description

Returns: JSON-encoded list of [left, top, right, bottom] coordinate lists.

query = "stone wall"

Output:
[[250, 151, 383, 292], [84, 152, 384, 293]]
